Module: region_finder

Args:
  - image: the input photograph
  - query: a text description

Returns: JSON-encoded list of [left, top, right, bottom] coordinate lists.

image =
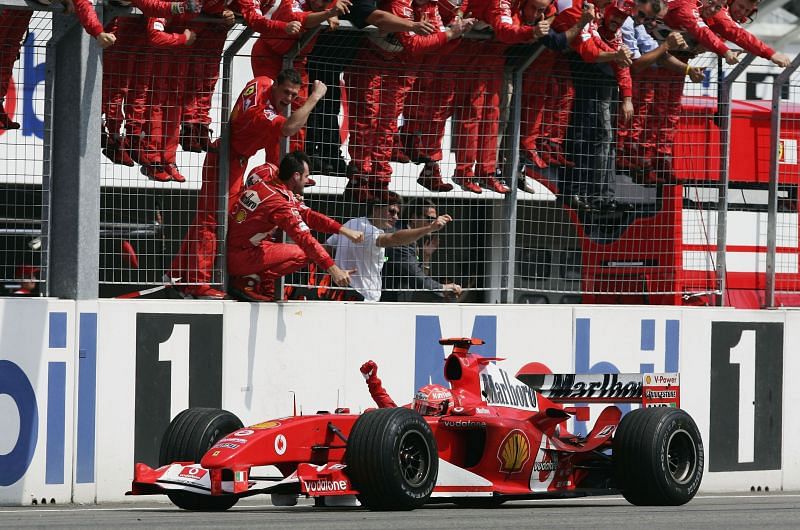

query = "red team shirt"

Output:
[[229, 76, 288, 164], [227, 164, 342, 270], [571, 19, 632, 97], [705, 6, 774, 59]]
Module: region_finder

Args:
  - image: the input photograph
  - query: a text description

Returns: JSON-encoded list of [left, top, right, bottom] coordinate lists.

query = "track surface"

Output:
[[1, 493, 797, 529]]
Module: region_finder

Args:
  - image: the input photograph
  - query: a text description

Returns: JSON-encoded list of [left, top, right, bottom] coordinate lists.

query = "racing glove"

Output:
[[360, 360, 378, 382]]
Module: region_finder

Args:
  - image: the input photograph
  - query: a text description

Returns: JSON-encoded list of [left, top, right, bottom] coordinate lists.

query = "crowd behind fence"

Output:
[[1, 0, 800, 306]]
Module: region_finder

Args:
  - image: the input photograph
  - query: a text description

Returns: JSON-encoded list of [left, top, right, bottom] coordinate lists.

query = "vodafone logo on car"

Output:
[[275, 434, 287, 455], [178, 466, 207, 480], [304, 479, 349, 493]]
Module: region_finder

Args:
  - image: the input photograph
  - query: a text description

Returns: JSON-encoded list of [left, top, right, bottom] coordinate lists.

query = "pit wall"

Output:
[[0, 299, 796, 504]]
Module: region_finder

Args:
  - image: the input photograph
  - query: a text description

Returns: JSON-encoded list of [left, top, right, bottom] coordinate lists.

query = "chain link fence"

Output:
[[1, 8, 49, 296], [1, 2, 799, 306]]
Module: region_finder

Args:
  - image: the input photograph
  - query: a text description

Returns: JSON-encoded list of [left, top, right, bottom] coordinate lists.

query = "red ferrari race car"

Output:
[[129, 337, 703, 510]]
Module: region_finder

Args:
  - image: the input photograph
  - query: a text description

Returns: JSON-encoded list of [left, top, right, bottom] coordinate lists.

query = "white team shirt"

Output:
[[326, 217, 385, 302]]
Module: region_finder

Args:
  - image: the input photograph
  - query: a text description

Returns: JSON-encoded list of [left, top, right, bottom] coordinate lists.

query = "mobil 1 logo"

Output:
[[709, 322, 782, 472], [134, 313, 223, 467]]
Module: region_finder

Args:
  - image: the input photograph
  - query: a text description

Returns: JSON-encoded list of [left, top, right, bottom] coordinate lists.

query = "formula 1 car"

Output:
[[129, 337, 704, 510]]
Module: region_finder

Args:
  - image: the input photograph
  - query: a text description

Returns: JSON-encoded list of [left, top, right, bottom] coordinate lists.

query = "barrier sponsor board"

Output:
[[1, 299, 799, 504], [0, 299, 76, 505]]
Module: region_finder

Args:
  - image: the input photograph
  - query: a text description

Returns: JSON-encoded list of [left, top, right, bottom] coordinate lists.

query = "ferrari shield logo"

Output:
[[234, 208, 247, 223], [498, 430, 530, 473]]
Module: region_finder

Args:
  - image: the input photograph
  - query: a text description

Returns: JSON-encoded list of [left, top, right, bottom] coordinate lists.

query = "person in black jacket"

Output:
[[381, 198, 462, 302]]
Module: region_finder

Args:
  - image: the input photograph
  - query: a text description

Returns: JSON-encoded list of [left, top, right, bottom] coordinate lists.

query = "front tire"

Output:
[[159, 407, 244, 511], [613, 407, 704, 506], [345, 408, 438, 510]]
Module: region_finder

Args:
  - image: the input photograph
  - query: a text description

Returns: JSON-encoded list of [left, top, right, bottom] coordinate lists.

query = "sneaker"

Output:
[[477, 173, 510, 194], [229, 275, 275, 302], [344, 177, 388, 203], [179, 284, 230, 300], [165, 163, 186, 183], [126, 135, 142, 164], [453, 171, 482, 194], [530, 150, 548, 169], [196, 123, 213, 151], [141, 164, 171, 182], [517, 172, 537, 194], [390, 145, 410, 163], [312, 156, 348, 177], [539, 140, 573, 168], [557, 194, 591, 211], [102, 137, 135, 167], [541, 148, 573, 168], [259, 278, 277, 301], [417, 163, 453, 192], [0, 111, 20, 130]]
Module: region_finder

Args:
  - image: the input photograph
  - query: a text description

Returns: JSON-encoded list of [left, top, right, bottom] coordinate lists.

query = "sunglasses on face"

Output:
[[387, 208, 401, 216]]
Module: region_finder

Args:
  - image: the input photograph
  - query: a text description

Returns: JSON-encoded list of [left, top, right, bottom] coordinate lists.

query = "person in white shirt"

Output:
[[326, 193, 453, 301]]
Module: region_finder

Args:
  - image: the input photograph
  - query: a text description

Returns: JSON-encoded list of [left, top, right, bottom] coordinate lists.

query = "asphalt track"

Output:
[[2, 493, 799, 529]]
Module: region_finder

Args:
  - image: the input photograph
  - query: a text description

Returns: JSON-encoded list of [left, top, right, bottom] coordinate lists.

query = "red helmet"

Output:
[[413, 384, 452, 416]]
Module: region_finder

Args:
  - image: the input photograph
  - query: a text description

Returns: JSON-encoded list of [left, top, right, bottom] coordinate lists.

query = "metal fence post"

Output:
[[279, 27, 323, 159], [715, 54, 754, 306], [490, 44, 542, 304], [219, 28, 253, 290], [766, 53, 800, 308], [48, 8, 102, 299]]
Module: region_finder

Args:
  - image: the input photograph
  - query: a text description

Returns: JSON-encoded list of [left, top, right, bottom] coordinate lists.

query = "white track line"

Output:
[[1, 494, 799, 513]]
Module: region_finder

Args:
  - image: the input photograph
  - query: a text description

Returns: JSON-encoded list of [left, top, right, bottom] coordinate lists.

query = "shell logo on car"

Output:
[[251, 421, 281, 429], [498, 430, 530, 473]]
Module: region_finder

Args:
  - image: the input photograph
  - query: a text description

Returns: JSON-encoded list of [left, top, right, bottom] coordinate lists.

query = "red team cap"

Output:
[[16, 265, 39, 280]]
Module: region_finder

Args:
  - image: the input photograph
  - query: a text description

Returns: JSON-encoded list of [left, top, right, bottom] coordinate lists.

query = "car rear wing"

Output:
[[516, 372, 680, 408]]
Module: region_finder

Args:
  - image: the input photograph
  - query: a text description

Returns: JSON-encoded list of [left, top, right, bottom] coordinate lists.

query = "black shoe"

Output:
[[598, 198, 633, 212], [312, 156, 348, 177], [558, 194, 591, 211]]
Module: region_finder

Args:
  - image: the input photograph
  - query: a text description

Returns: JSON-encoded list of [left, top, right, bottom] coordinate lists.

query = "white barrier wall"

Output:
[[0, 298, 795, 504], [0, 299, 77, 505]]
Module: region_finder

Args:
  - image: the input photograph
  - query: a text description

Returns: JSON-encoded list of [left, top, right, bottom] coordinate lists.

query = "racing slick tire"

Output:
[[345, 407, 438, 510], [613, 407, 704, 506], [159, 407, 244, 511]]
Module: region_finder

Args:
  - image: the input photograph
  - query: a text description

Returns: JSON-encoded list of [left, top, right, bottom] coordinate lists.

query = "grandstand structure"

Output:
[[2, 0, 800, 307]]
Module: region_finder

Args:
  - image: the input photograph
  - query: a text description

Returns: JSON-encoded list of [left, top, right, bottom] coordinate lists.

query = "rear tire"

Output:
[[345, 408, 438, 510], [159, 407, 244, 511], [613, 407, 704, 506]]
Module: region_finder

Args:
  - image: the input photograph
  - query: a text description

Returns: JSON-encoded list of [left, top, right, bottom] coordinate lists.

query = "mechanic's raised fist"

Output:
[[311, 80, 328, 99], [360, 360, 378, 380]]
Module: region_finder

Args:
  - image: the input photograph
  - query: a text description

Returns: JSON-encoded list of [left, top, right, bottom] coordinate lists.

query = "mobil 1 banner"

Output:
[[709, 321, 783, 472], [134, 313, 223, 467]]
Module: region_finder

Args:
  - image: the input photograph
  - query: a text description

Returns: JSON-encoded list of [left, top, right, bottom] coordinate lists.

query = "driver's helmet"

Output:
[[413, 384, 453, 416]]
